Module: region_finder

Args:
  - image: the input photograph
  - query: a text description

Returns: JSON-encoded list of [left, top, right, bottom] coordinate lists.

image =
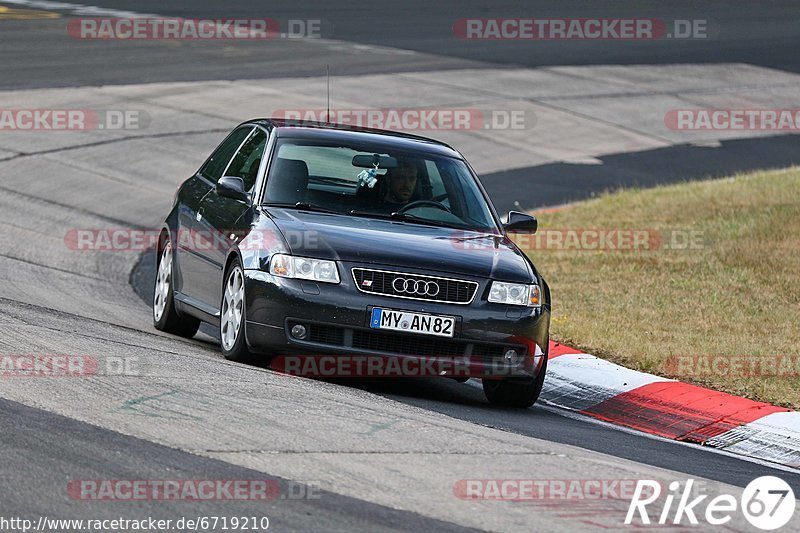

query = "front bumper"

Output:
[[243, 264, 550, 379]]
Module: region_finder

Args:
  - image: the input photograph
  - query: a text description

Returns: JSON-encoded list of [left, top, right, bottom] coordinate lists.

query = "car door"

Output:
[[176, 125, 253, 305], [191, 126, 269, 312]]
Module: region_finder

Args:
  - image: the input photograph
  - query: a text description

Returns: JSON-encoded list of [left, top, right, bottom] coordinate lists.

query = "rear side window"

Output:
[[199, 126, 252, 183]]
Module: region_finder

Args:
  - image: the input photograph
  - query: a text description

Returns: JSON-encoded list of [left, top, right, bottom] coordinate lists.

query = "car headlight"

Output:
[[269, 254, 340, 284], [488, 281, 541, 307]]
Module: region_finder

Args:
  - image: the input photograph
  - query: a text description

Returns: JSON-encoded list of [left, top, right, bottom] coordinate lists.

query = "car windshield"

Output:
[[262, 138, 499, 232]]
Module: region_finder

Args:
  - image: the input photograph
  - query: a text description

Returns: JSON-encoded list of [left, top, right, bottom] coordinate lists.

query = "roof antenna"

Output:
[[326, 64, 330, 124]]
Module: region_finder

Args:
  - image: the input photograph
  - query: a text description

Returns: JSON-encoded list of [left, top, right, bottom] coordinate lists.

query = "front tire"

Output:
[[220, 259, 253, 363], [153, 239, 200, 338], [482, 353, 548, 408]]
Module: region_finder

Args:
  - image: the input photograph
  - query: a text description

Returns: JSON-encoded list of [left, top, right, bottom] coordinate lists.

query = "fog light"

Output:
[[503, 349, 519, 364], [291, 324, 307, 340]]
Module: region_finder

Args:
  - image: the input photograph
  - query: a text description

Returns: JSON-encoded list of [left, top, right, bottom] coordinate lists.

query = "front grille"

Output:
[[352, 329, 466, 358], [352, 268, 478, 304]]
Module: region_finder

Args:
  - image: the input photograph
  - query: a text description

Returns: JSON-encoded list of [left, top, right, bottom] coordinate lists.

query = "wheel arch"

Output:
[[157, 225, 171, 254], [224, 248, 244, 276], [221, 247, 258, 356]]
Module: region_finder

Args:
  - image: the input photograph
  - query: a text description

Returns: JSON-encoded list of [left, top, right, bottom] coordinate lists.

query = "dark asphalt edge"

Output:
[[0, 396, 481, 532]]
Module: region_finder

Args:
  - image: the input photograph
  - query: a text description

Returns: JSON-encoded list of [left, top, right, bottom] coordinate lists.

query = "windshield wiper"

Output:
[[264, 202, 340, 214], [349, 210, 460, 229]]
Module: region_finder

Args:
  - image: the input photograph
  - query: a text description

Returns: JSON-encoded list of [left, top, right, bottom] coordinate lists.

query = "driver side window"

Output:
[[223, 128, 268, 191], [199, 126, 252, 183]]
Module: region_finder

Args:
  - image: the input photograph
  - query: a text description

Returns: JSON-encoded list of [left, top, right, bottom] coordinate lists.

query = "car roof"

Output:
[[242, 118, 463, 159]]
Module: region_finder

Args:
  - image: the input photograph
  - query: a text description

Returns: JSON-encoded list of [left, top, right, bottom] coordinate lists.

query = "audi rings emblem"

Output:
[[392, 277, 440, 297]]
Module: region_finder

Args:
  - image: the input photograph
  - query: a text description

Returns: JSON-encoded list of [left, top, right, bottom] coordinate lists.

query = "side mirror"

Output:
[[503, 211, 537, 233], [216, 176, 250, 203]]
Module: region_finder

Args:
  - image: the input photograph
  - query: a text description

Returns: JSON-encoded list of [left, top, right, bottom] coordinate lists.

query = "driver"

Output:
[[382, 158, 418, 207]]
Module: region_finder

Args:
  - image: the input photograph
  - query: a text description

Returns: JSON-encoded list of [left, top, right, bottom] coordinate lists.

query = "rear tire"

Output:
[[153, 239, 200, 338], [220, 258, 254, 363], [482, 352, 548, 408]]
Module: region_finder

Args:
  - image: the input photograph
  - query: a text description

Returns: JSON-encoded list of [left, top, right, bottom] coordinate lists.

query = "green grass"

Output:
[[517, 168, 800, 408]]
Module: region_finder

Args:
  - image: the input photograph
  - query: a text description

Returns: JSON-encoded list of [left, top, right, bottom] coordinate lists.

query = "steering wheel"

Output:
[[396, 200, 452, 214]]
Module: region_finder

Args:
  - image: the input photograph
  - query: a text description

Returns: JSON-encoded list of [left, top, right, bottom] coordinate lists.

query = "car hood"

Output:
[[264, 209, 535, 282]]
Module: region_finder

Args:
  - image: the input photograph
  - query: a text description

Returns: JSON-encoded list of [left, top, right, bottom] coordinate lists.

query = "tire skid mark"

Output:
[[0, 251, 111, 283], [0, 296, 207, 353], [0, 127, 229, 163], [0, 183, 149, 227], [118, 389, 211, 421]]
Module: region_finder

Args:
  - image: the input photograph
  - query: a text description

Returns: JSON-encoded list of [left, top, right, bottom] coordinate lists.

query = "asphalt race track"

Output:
[[1, 1, 799, 531]]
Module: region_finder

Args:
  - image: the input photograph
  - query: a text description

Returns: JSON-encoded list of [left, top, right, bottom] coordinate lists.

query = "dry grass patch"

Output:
[[519, 168, 800, 408]]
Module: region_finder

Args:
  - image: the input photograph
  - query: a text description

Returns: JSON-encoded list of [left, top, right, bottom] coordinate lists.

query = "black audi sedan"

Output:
[[153, 119, 550, 407]]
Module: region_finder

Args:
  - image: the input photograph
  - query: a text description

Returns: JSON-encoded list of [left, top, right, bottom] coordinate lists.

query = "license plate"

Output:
[[370, 308, 455, 338]]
